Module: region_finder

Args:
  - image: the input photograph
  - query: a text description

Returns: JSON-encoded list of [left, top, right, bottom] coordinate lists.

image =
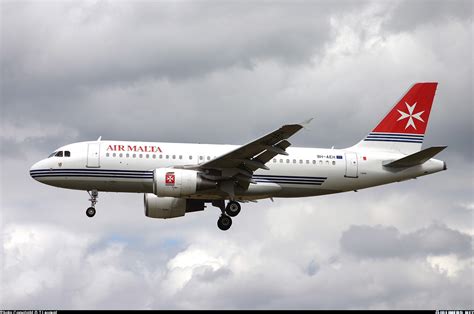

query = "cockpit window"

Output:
[[65, 151, 71, 157], [55, 151, 63, 157], [48, 152, 57, 158]]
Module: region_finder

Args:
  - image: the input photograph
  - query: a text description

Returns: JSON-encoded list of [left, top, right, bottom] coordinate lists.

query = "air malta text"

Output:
[[106, 145, 163, 153]]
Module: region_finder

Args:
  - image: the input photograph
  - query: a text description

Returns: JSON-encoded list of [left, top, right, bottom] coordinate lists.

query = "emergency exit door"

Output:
[[87, 143, 101, 168], [345, 152, 358, 178]]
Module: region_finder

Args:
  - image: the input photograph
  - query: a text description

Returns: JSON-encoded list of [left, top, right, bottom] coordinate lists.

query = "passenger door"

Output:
[[345, 152, 358, 178], [87, 143, 100, 168]]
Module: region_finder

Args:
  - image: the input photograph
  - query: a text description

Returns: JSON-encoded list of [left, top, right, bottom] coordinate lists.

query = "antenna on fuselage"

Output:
[[97, 136, 102, 141]]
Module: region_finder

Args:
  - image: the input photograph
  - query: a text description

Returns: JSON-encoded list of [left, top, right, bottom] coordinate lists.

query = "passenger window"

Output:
[[133, 154, 136, 158], [106, 153, 110, 157], [293, 159, 296, 163], [199, 156, 203, 161], [286, 159, 290, 163], [189, 156, 193, 160], [152, 154, 156, 159], [306, 160, 309, 164], [273, 159, 276, 163], [159, 154, 162, 159], [319, 160, 323, 165], [126, 153, 129, 158], [146, 154, 149, 159], [113, 153, 116, 157], [179, 155, 182, 160], [332, 161, 336, 165], [279, 159, 283, 163], [312, 160, 316, 164], [139, 154, 143, 158], [65, 151, 71, 157], [299, 160, 303, 164], [172, 155, 176, 159], [166, 155, 169, 159], [119, 153, 123, 158], [207, 156, 210, 160], [55, 151, 63, 157]]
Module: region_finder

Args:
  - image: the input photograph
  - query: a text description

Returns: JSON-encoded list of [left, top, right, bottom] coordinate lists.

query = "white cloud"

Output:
[[427, 254, 472, 278]]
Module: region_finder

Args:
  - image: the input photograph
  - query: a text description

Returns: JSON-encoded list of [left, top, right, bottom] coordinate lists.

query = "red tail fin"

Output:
[[352, 83, 438, 154], [372, 82, 438, 135]]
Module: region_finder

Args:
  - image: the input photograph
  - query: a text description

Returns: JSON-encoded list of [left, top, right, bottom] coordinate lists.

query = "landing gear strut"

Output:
[[212, 200, 241, 231], [86, 190, 98, 218]]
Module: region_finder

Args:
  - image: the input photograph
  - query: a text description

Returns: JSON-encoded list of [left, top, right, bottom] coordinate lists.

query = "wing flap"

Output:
[[200, 125, 302, 170], [190, 122, 309, 198], [383, 146, 447, 168]]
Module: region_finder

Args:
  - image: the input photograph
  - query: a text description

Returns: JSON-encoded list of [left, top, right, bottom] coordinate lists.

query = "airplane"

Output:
[[30, 82, 447, 231]]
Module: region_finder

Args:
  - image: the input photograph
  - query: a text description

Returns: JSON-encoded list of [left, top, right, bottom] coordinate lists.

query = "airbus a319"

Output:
[[30, 83, 447, 230]]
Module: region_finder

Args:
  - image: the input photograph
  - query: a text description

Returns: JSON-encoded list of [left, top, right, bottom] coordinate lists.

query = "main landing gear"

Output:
[[213, 200, 241, 231], [86, 190, 98, 218]]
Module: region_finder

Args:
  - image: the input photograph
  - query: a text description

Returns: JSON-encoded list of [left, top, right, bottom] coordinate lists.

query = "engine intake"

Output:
[[153, 168, 216, 197]]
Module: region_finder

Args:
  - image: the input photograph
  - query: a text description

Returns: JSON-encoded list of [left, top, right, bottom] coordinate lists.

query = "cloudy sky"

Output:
[[1, 0, 473, 309]]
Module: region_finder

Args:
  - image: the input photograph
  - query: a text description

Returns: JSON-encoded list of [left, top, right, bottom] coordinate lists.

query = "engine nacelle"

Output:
[[153, 168, 216, 197], [144, 194, 205, 219]]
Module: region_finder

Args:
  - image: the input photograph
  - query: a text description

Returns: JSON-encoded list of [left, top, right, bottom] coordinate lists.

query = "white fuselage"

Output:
[[30, 140, 446, 201]]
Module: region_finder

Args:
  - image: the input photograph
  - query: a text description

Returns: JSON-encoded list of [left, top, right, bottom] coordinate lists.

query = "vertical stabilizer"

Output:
[[351, 82, 438, 154]]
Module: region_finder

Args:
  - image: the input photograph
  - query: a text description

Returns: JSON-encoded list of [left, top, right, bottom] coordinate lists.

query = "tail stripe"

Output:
[[364, 132, 424, 143], [364, 138, 423, 144], [366, 132, 424, 139]]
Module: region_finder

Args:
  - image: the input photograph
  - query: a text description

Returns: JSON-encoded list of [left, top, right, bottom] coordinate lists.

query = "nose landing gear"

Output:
[[86, 190, 98, 218], [86, 206, 96, 217]]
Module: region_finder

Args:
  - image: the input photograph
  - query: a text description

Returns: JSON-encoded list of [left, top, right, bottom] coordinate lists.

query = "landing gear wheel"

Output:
[[217, 215, 232, 231], [86, 207, 96, 218], [86, 190, 98, 218], [225, 201, 241, 217]]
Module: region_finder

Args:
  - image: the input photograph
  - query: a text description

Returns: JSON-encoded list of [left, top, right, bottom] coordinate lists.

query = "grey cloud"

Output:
[[340, 223, 473, 259], [193, 266, 232, 283], [383, 0, 472, 33], [1, 1, 356, 149], [2, 2, 346, 99]]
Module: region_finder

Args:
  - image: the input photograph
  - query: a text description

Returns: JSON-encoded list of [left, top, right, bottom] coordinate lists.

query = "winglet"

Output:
[[299, 117, 314, 131]]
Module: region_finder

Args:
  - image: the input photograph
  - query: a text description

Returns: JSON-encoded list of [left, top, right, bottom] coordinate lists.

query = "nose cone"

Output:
[[30, 160, 47, 181]]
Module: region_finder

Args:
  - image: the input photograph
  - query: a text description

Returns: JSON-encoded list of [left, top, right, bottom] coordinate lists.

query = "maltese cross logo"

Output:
[[165, 172, 175, 185], [397, 102, 425, 130]]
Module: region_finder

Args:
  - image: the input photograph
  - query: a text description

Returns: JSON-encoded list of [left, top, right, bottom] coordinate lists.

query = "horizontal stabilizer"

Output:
[[383, 146, 447, 168]]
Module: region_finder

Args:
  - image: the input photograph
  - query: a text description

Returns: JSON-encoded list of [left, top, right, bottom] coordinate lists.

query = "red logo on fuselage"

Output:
[[106, 144, 162, 153], [165, 172, 175, 185]]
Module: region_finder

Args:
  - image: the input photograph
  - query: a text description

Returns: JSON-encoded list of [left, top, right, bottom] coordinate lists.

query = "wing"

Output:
[[187, 120, 311, 197]]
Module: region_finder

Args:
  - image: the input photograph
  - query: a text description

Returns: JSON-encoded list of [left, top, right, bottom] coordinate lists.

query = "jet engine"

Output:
[[144, 194, 205, 219], [153, 168, 216, 197]]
